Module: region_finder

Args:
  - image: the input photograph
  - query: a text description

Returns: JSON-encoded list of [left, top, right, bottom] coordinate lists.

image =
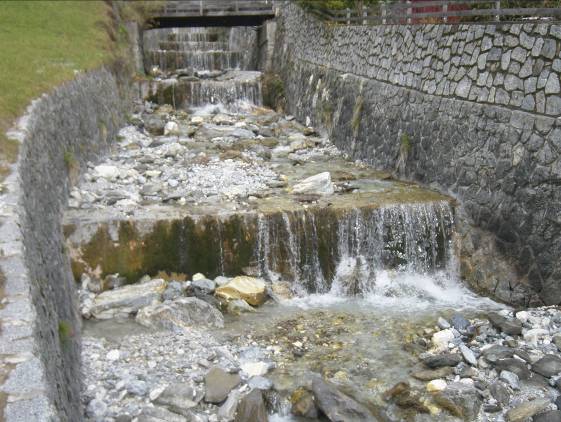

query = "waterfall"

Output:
[[251, 201, 454, 297], [142, 26, 262, 109]]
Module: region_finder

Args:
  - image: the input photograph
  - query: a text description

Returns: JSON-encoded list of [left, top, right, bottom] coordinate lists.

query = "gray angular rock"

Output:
[[499, 370, 519, 390], [136, 297, 224, 331], [494, 358, 530, 380], [154, 383, 204, 417], [459, 344, 477, 366], [533, 410, 561, 422], [311, 375, 376, 422], [204, 367, 241, 404], [487, 312, 522, 335], [434, 382, 481, 420], [90, 279, 165, 319], [191, 278, 216, 294], [422, 353, 462, 369], [234, 389, 268, 422], [506, 398, 551, 422], [489, 381, 511, 407], [532, 355, 561, 377]]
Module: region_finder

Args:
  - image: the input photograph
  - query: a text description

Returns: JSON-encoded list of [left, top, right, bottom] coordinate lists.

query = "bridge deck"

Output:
[[157, 0, 275, 18]]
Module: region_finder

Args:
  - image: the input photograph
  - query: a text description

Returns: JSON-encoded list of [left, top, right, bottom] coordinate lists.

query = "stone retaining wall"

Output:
[[0, 68, 127, 421], [273, 4, 561, 305]]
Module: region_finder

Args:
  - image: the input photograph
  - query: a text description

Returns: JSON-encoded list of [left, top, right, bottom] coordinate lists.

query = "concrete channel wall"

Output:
[[0, 68, 127, 421], [273, 4, 561, 305]]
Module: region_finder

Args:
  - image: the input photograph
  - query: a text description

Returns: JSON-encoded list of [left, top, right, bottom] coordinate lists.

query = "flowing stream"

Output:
[[77, 24, 514, 422]]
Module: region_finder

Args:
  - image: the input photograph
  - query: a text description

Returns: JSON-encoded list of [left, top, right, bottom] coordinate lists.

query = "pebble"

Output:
[[426, 379, 447, 392]]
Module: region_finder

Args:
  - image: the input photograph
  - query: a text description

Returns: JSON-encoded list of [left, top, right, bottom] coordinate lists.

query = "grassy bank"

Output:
[[0, 1, 113, 180]]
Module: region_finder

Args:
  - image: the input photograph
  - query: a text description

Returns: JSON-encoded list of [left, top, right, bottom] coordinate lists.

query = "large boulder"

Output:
[[136, 297, 224, 330], [204, 367, 241, 404], [311, 375, 377, 422], [89, 279, 166, 319], [234, 389, 268, 422], [215, 276, 267, 306], [292, 172, 335, 196]]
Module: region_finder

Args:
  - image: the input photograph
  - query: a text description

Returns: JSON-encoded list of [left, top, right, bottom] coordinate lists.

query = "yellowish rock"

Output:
[[215, 276, 267, 306], [426, 379, 447, 393]]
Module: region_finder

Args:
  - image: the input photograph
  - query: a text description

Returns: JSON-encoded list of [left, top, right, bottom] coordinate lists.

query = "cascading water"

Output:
[[142, 26, 262, 109]]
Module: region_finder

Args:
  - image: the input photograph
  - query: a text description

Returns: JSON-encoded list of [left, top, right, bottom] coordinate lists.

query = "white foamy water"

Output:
[[284, 268, 500, 313]]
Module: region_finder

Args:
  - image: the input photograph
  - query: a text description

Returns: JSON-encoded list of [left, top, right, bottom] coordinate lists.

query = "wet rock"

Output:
[[427, 379, 447, 392], [422, 353, 462, 369], [89, 279, 165, 319], [451, 314, 471, 332], [204, 367, 241, 403], [164, 121, 180, 136], [226, 299, 255, 315], [433, 382, 482, 420], [249, 376, 273, 391], [532, 355, 561, 377], [431, 329, 455, 351], [411, 367, 454, 381], [505, 398, 551, 421], [292, 172, 335, 196], [494, 358, 531, 380], [154, 382, 204, 416], [488, 312, 522, 336], [291, 387, 318, 419], [437, 317, 451, 329], [234, 389, 268, 422], [215, 276, 267, 306], [136, 297, 224, 331], [311, 375, 377, 422], [385, 382, 430, 413], [270, 281, 293, 300], [534, 410, 561, 422]]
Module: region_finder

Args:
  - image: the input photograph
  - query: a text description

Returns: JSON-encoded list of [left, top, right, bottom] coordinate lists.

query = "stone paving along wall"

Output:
[[273, 4, 561, 305], [0, 68, 127, 421]]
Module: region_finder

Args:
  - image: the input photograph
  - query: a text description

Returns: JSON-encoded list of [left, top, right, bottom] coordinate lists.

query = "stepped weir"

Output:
[[67, 6, 524, 422]]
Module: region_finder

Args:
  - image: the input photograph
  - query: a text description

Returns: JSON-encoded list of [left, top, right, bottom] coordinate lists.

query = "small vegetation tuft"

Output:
[[58, 320, 74, 345], [262, 73, 286, 112]]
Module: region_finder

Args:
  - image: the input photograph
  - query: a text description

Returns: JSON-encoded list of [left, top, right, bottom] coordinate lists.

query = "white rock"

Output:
[[515, 311, 529, 323], [431, 329, 455, 352], [523, 328, 549, 345], [164, 121, 179, 135], [94, 165, 119, 180], [292, 172, 335, 196], [240, 361, 270, 377], [106, 349, 120, 361], [426, 379, 447, 392], [191, 116, 204, 124], [192, 273, 206, 281]]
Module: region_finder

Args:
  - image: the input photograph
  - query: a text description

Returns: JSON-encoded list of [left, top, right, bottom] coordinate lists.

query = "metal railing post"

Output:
[[199, 0, 203, 16], [443, 2, 448, 23], [381, 1, 387, 25], [406, 0, 412, 25], [495, 0, 501, 21], [363, 5, 367, 25], [346, 7, 351, 24]]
